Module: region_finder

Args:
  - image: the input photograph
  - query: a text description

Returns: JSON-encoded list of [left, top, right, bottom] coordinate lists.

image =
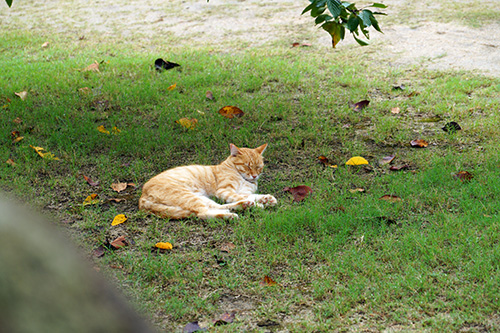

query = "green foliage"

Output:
[[302, 0, 387, 47], [5, 0, 12, 7]]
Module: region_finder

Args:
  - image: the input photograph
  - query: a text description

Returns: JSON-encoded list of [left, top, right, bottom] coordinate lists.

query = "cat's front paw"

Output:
[[231, 200, 255, 211], [256, 195, 277, 207]]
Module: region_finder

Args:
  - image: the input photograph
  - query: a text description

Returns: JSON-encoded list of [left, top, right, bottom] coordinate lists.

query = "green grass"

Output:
[[2, 20, 500, 333]]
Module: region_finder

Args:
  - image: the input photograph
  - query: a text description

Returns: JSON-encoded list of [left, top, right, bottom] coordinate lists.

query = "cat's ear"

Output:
[[230, 144, 242, 157], [255, 143, 268, 155]]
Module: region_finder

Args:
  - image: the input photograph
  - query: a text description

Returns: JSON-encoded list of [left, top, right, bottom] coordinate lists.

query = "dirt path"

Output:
[[2, 0, 499, 77]]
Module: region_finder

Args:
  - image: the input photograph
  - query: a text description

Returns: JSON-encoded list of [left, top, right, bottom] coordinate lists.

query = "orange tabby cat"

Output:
[[139, 143, 277, 219]]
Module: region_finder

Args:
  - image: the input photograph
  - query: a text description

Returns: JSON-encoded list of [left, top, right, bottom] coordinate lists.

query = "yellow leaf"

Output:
[[167, 83, 177, 91], [97, 125, 110, 134], [111, 126, 121, 134], [14, 91, 28, 100], [83, 193, 99, 206], [12, 136, 24, 143], [29, 145, 59, 160], [176, 117, 198, 129], [111, 214, 128, 226], [346, 156, 369, 166], [218, 106, 245, 119], [155, 242, 173, 250]]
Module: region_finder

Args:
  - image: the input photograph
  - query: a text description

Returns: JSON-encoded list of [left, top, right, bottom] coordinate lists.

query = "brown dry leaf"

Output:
[[260, 275, 278, 286], [218, 106, 244, 119], [350, 100, 370, 111], [13, 117, 22, 124], [379, 154, 396, 166], [176, 117, 198, 129], [292, 42, 301, 47], [349, 188, 365, 193], [93, 245, 106, 258], [83, 175, 99, 187], [219, 242, 236, 253], [110, 235, 127, 249], [81, 61, 100, 72], [167, 83, 177, 91], [410, 139, 429, 148], [214, 312, 236, 326], [6, 159, 16, 166], [454, 171, 474, 182], [206, 91, 214, 100], [283, 185, 313, 202], [41, 41, 50, 48], [390, 164, 410, 171], [155, 242, 173, 250], [183, 322, 206, 333], [78, 87, 91, 95], [14, 91, 28, 100], [111, 182, 128, 192], [379, 195, 403, 203], [391, 107, 400, 114], [318, 155, 338, 168]]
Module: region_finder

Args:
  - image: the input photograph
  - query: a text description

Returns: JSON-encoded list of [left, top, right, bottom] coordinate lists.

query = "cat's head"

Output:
[[229, 143, 267, 182]]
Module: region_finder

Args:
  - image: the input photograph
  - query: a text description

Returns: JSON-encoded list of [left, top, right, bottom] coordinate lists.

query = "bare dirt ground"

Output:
[[2, 0, 499, 77]]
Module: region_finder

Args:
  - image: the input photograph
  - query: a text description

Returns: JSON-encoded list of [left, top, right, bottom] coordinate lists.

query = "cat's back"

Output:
[[143, 164, 217, 191]]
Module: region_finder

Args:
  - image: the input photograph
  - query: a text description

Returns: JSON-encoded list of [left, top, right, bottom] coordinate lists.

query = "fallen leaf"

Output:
[[97, 125, 110, 134], [11, 133, 23, 143], [257, 319, 280, 327], [349, 188, 365, 193], [219, 242, 236, 253], [283, 185, 313, 202], [154, 58, 180, 71], [260, 275, 278, 286], [155, 242, 173, 250], [111, 214, 127, 226], [379, 195, 403, 203], [389, 164, 410, 171], [206, 91, 214, 100], [454, 171, 473, 182], [111, 182, 128, 192], [78, 87, 91, 95], [167, 83, 177, 91], [218, 106, 244, 119], [13, 117, 22, 124], [29, 145, 60, 160], [346, 156, 369, 166], [112, 126, 121, 134], [391, 107, 400, 114], [350, 100, 370, 111], [183, 321, 206, 333], [176, 117, 198, 129], [442, 121, 462, 133], [107, 198, 125, 203], [408, 91, 420, 97], [41, 41, 50, 48], [6, 159, 16, 166], [318, 155, 338, 168], [83, 193, 99, 205], [15, 91, 28, 100], [83, 175, 99, 187], [93, 245, 106, 258], [81, 60, 100, 72], [214, 312, 235, 326], [410, 139, 429, 148], [110, 235, 127, 249], [379, 154, 396, 166], [392, 84, 405, 91], [292, 42, 301, 47]]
